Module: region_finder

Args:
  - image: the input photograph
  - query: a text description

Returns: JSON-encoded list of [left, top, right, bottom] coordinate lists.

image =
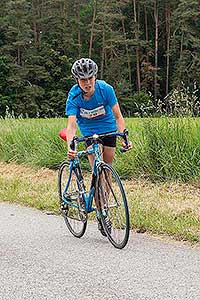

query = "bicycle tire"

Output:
[[58, 161, 87, 238], [96, 162, 130, 249]]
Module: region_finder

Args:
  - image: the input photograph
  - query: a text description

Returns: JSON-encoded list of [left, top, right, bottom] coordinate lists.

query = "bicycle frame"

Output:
[[62, 131, 129, 214], [62, 142, 102, 213]]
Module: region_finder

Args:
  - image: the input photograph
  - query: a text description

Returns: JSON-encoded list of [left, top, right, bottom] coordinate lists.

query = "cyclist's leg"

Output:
[[87, 151, 95, 168], [95, 147, 115, 236], [86, 145, 114, 207], [102, 146, 115, 165], [83, 145, 105, 235], [86, 141, 115, 236], [102, 146, 116, 197], [86, 133, 116, 166], [102, 134, 116, 165], [87, 146, 115, 167]]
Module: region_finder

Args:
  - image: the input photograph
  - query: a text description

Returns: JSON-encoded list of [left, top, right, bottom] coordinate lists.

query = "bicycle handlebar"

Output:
[[69, 129, 130, 152]]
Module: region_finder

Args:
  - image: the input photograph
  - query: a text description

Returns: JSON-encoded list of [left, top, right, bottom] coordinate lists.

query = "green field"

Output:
[[1, 117, 200, 181]]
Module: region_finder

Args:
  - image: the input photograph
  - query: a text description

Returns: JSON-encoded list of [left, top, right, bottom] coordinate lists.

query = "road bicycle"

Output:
[[58, 130, 130, 249]]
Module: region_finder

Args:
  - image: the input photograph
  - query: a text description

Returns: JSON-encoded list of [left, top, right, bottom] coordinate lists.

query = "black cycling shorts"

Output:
[[85, 134, 117, 148]]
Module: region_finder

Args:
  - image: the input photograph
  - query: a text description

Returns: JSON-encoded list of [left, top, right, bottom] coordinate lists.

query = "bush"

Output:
[[164, 82, 200, 117], [121, 91, 153, 117]]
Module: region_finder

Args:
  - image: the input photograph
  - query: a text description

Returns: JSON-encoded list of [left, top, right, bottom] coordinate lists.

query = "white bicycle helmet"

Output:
[[71, 58, 98, 79]]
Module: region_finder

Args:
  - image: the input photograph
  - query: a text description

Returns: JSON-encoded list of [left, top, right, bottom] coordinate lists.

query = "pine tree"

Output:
[[171, 0, 200, 88]]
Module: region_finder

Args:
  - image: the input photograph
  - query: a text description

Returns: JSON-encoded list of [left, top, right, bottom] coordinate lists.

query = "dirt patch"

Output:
[[124, 178, 200, 216], [0, 161, 56, 183], [1, 161, 200, 216]]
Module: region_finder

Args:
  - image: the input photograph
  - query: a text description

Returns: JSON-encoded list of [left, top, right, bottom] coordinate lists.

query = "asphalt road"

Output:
[[0, 202, 200, 300]]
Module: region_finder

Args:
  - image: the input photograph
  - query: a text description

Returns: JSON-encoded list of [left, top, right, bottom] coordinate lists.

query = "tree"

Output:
[[132, 0, 141, 91], [171, 0, 200, 88], [0, 0, 200, 118], [89, 0, 97, 57], [154, 0, 159, 102]]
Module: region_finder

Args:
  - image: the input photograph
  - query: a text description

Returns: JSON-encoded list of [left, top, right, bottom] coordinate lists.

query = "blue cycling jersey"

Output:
[[66, 80, 117, 137]]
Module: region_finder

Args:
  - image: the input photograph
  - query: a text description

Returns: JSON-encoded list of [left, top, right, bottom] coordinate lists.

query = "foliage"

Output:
[[132, 92, 153, 117], [120, 91, 153, 117], [165, 82, 200, 116], [171, 0, 200, 88], [0, 0, 199, 117]]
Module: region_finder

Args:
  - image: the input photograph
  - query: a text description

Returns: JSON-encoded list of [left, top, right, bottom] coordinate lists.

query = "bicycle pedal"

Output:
[[64, 191, 79, 202], [79, 210, 87, 222], [78, 196, 86, 210], [102, 209, 107, 217], [60, 202, 68, 211]]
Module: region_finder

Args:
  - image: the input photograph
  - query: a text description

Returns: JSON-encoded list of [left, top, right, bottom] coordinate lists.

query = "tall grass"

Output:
[[1, 117, 200, 181], [133, 118, 200, 181], [0, 118, 67, 168]]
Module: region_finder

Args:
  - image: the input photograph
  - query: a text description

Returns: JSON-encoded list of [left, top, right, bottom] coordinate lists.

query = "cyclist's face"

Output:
[[78, 76, 96, 95]]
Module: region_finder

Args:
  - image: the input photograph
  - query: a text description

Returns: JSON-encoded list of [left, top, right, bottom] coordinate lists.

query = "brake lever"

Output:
[[70, 136, 78, 151], [120, 129, 129, 153]]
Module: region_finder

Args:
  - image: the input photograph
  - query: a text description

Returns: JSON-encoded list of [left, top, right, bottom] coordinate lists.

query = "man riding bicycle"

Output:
[[60, 57, 132, 235]]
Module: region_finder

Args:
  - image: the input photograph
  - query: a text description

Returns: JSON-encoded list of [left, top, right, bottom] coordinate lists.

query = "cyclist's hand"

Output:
[[67, 149, 78, 160], [122, 140, 132, 151]]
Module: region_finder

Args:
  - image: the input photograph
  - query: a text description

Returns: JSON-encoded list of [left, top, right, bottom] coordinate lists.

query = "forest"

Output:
[[0, 0, 200, 118]]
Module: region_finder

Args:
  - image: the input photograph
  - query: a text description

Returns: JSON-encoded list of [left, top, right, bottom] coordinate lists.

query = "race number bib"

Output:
[[80, 105, 106, 119]]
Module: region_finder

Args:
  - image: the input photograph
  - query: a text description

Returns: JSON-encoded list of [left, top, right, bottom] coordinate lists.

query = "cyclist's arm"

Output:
[[112, 103, 126, 132], [66, 115, 78, 158], [112, 103, 132, 150]]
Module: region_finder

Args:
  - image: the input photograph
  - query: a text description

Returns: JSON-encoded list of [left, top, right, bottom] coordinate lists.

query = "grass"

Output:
[[139, 118, 200, 181], [0, 161, 199, 244], [1, 117, 200, 243], [0, 162, 58, 211], [0, 118, 67, 168], [125, 180, 200, 243], [1, 117, 200, 181]]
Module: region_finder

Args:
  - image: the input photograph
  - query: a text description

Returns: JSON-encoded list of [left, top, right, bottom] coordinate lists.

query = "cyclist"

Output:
[[61, 57, 131, 160], [60, 57, 132, 235]]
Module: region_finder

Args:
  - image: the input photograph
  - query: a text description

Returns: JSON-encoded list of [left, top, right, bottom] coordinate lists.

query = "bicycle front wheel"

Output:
[[58, 161, 87, 238], [96, 163, 130, 249]]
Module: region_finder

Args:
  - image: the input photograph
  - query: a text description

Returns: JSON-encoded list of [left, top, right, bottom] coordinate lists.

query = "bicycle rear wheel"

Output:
[[58, 161, 87, 238], [96, 162, 130, 249]]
